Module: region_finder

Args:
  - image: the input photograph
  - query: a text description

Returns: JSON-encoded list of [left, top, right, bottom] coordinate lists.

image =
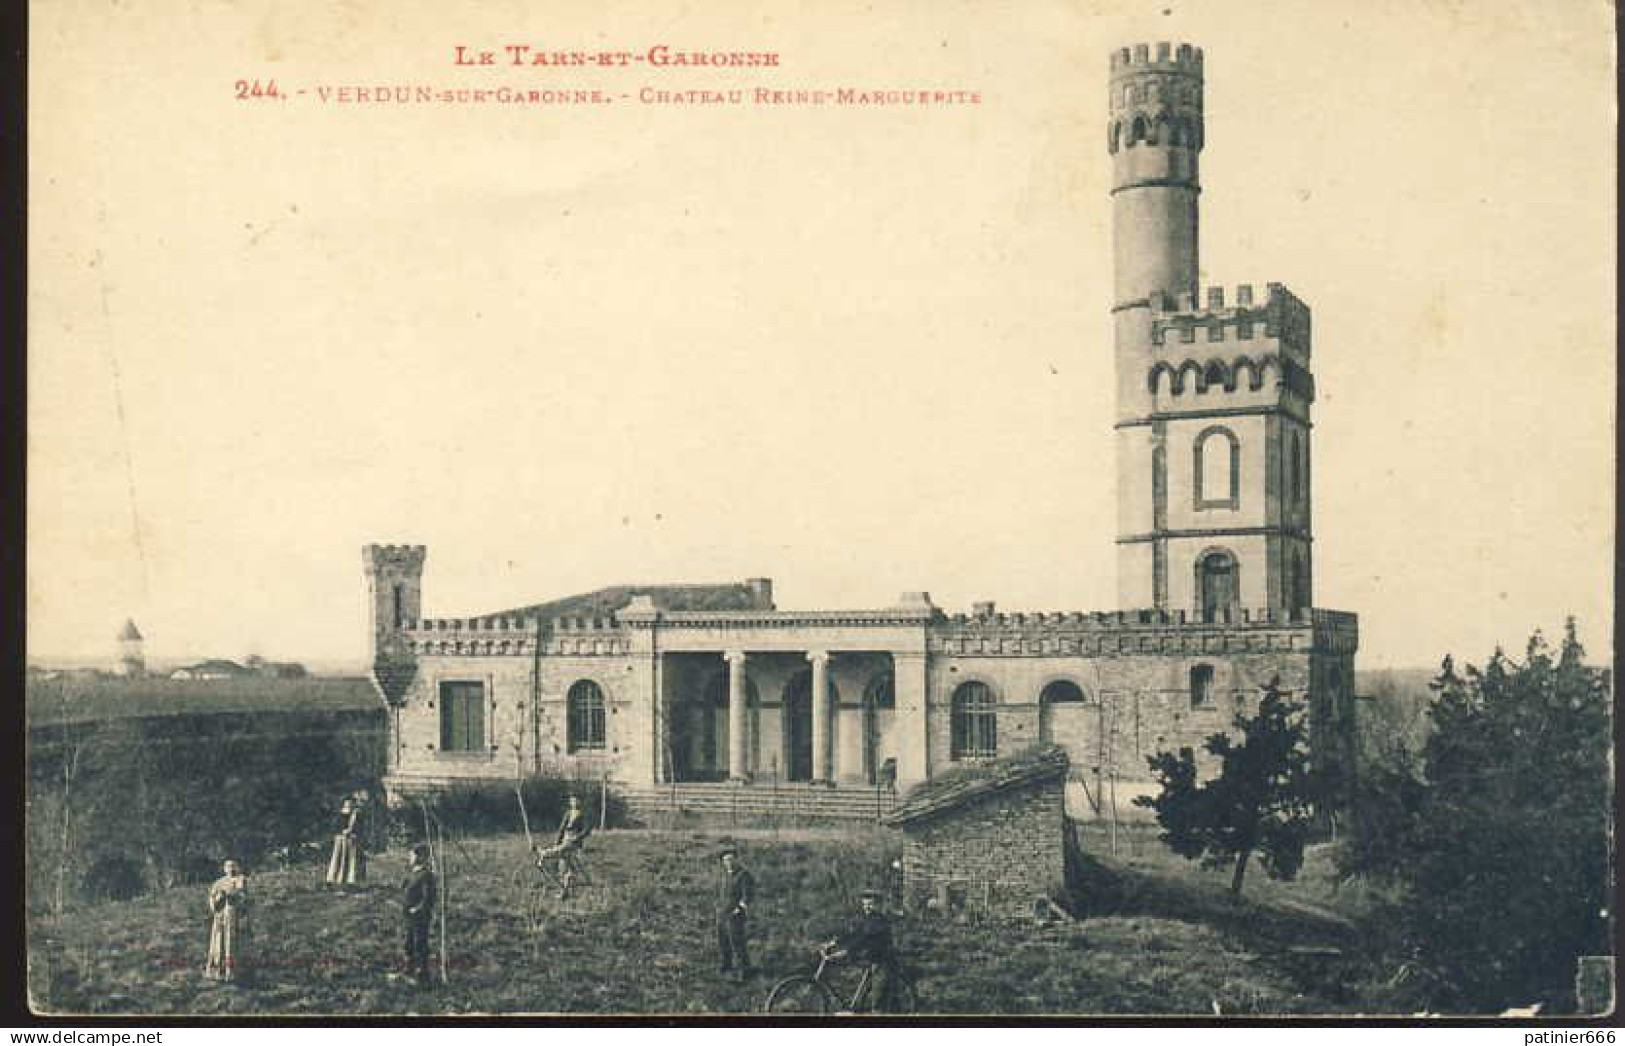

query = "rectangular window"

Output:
[[440, 681, 486, 752], [1190, 665, 1215, 710]]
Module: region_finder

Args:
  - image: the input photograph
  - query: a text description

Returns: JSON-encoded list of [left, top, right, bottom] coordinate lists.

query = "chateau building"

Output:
[[368, 42, 1358, 811]]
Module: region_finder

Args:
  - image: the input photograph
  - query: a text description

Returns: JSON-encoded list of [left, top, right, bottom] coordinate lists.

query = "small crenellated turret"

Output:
[[364, 543, 426, 654]]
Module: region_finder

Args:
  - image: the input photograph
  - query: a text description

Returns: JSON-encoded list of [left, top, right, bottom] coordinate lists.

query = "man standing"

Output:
[[715, 847, 755, 981], [402, 842, 437, 985]]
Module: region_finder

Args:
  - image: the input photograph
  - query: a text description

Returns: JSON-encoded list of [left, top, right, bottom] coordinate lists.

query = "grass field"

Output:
[[30, 825, 1391, 1016]]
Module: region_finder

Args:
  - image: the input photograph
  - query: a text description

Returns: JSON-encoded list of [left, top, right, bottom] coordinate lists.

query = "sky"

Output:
[[28, 0, 1615, 671]]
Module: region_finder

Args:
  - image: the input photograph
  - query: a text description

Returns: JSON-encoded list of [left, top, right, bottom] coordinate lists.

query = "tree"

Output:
[[1386, 621, 1611, 1010], [1134, 677, 1318, 895]]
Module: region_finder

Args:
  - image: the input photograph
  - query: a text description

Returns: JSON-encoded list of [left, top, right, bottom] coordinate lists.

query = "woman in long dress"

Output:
[[204, 859, 249, 982], [325, 796, 366, 889]]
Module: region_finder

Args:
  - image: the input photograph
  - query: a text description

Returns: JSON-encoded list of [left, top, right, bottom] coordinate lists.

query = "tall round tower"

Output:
[[1111, 43, 1206, 609], [1108, 42, 1203, 307]]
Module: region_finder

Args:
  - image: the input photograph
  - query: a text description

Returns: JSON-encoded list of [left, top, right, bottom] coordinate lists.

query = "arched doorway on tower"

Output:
[[1196, 548, 1240, 619]]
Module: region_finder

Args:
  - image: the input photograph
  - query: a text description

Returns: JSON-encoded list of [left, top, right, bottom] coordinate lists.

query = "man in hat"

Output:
[[402, 843, 437, 984], [715, 847, 755, 981], [829, 888, 900, 1012]]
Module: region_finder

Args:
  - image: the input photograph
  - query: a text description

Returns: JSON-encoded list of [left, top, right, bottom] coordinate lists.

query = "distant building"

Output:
[[115, 619, 145, 678], [170, 659, 251, 681], [245, 654, 309, 679]]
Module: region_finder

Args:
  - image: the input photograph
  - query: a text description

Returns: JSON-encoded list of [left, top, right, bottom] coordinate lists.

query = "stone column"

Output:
[[892, 651, 928, 789], [724, 651, 748, 782], [808, 651, 832, 785]]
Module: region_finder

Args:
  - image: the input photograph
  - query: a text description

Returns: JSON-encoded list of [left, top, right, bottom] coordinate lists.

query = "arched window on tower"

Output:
[[1196, 550, 1240, 620], [950, 681, 997, 760], [1129, 115, 1148, 146], [1194, 426, 1240, 509]]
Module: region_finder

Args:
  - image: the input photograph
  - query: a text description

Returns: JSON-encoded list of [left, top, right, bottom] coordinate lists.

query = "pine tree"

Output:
[[1394, 621, 1611, 1009], [1135, 677, 1318, 895]]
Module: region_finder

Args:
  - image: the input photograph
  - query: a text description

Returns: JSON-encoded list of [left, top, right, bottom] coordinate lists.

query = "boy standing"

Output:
[[715, 847, 755, 981], [402, 843, 437, 984]]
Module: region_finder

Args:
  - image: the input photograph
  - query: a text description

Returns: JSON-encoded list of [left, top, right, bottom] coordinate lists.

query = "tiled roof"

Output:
[[882, 744, 1070, 827], [484, 583, 768, 621]]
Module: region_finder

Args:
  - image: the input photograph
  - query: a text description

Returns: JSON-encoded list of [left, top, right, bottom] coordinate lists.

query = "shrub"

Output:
[[382, 775, 629, 843]]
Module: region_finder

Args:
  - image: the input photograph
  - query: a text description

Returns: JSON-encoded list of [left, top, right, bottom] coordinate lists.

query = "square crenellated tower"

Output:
[[363, 543, 426, 655], [1109, 43, 1314, 616]]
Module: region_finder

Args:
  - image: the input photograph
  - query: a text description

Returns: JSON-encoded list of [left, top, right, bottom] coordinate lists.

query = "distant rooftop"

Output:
[[118, 619, 142, 641]]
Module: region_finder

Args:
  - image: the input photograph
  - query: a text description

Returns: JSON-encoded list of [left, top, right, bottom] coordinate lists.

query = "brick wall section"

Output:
[[899, 777, 1065, 917]]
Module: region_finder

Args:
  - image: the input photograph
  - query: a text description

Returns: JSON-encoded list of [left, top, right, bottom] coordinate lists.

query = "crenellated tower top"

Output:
[[1108, 41, 1204, 311], [1109, 42, 1204, 73]]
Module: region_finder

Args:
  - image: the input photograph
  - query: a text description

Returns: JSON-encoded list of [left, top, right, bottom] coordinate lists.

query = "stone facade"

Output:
[[367, 39, 1359, 808]]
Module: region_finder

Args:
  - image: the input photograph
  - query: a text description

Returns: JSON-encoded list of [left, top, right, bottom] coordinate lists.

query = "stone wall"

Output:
[[899, 777, 1065, 917]]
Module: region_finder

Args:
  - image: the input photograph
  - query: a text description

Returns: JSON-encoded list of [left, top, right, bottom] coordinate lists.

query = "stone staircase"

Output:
[[618, 781, 900, 826]]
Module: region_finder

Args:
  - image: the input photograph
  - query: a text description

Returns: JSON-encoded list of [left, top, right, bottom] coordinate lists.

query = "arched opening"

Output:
[[1288, 430, 1302, 503], [1038, 679, 1088, 753], [1108, 121, 1121, 153], [950, 681, 998, 760], [1194, 426, 1240, 508], [862, 672, 895, 785], [1196, 549, 1240, 619], [1129, 115, 1148, 146], [567, 679, 607, 752], [673, 670, 759, 781], [781, 670, 838, 782]]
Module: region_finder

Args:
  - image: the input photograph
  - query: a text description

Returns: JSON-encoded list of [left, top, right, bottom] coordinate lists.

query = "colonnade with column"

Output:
[[711, 648, 925, 787]]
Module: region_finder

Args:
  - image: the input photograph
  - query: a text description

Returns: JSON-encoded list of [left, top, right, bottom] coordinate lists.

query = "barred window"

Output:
[[439, 681, 486, 751], [568, 679, 607, 752], [950, 681, 997, 760]]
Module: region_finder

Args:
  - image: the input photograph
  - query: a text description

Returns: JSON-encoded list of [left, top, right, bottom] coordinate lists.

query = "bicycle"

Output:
[[510, 840, 592, 930], [762, 942, 918, 1015]]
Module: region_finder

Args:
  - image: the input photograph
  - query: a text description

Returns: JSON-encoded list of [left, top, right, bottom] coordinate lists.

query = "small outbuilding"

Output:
[[882, 744, 1070, 918]]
